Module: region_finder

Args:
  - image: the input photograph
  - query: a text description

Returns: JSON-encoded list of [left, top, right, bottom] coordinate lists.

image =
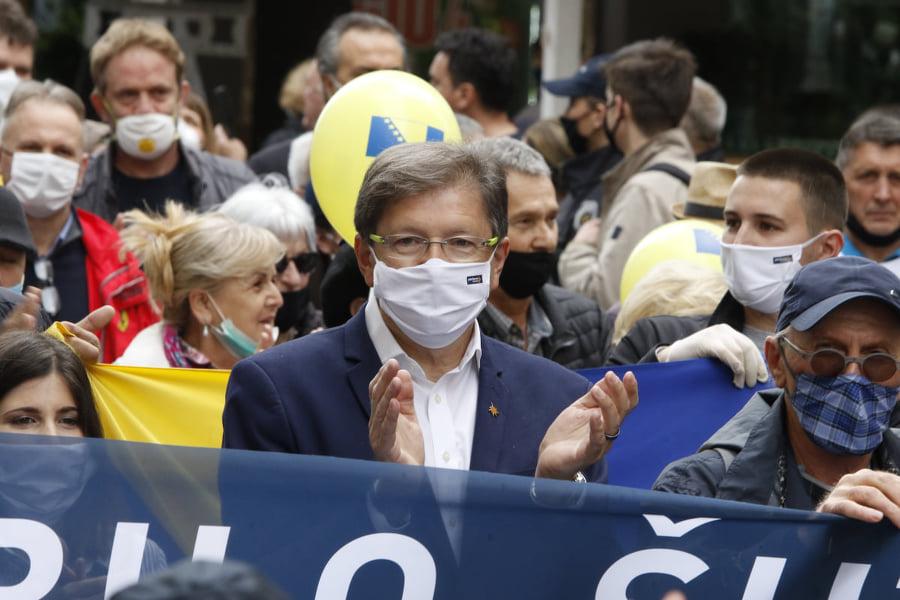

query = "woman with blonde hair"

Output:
[[116, 202, 283, 369]]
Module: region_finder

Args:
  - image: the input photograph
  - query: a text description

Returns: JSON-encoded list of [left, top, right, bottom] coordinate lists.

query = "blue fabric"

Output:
[[790, 373, 897, 455], [578, 358, 774, 489], [223, 309, 607, 481], [1, 433, 897, 599], [843, 235, 900, 261]]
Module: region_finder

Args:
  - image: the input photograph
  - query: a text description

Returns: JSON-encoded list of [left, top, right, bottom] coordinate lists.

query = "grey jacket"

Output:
[[653, 389, 900, 509], [73, 142, 256, 222]]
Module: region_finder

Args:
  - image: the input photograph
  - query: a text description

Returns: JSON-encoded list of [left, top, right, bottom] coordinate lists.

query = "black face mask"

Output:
[[846, 212, 900, 248], [603, 110, 622, 155], [275, 288, 311, 331], [499, 251, 557, 299], [560, 116, 589, 155]]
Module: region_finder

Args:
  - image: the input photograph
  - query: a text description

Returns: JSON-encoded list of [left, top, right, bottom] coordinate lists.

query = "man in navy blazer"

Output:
[[223, 141, 637, 483]]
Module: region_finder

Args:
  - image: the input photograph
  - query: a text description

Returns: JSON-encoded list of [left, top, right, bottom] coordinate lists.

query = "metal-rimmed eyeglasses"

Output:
[[33, 257, 61, 316], [369, 233, 499, 263], [779, 335, 900, 383]]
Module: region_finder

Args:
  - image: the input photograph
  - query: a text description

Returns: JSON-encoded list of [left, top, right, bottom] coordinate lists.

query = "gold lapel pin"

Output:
[[488, 403, 500, 417]]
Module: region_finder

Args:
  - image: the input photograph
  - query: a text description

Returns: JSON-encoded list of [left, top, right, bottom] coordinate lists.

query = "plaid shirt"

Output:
[[481, 300, 554, 355]]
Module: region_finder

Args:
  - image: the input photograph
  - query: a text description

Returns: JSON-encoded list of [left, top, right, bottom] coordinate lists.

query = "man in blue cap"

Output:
[[654, 256, 900, 526], [542, 55, 621, 249]]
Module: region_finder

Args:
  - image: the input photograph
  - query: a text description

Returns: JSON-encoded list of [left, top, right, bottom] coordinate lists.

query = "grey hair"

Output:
[[218, 182, 316, 251], [354, 142, 508, 242], [4, 79, 85, 122], [470, 137, 551, 178], [680, 76, 726, 147], [316, 12, 406, 77], [835, 111, 900, 170]]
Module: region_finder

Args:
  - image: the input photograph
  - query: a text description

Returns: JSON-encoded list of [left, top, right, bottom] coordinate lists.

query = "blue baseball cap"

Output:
[[776, 256, 900, 332], [542, 55, 610, 99]]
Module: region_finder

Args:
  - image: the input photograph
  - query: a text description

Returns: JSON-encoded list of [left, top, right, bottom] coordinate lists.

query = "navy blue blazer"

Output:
[[223, 309, 607, 482]]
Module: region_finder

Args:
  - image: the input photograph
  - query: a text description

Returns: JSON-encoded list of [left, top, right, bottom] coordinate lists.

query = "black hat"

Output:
[[776, 256, 900, 332], [542, 55, 610, 99], [0, 187, 35, 254]]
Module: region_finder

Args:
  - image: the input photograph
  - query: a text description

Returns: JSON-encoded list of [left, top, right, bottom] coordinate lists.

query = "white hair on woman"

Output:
[[219, 181, 316, 250], [613, 260, 728, 344]]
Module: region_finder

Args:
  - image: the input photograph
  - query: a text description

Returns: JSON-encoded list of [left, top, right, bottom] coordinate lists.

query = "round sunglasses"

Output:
[[779, 335, 900, 383]]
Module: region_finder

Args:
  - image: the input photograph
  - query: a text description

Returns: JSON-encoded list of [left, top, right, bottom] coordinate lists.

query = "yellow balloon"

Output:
[[620, 219, 725, 303], [310, 70, 462, 242]]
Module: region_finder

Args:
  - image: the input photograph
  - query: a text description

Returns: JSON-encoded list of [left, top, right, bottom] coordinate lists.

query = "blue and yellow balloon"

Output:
[[310, 70, 462, 243], [620, 219, 725, 303]]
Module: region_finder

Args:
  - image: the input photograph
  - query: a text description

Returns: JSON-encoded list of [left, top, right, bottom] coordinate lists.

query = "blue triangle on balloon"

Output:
[[693, 228, 721, 255], [426, 126, 445, 142], [366, 116, 407, 157]]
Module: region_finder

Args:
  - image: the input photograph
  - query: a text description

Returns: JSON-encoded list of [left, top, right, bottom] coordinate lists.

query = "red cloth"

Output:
[[77, 208, 159, 362]]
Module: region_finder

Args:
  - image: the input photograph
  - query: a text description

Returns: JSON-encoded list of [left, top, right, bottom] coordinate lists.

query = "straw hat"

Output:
[[672, 161, 737, 222]]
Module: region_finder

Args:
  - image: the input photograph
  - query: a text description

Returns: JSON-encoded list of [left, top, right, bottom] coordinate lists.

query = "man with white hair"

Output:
[[680, 76, 727, 161], [219, 182, 322, 341], [473, 137, 610, 368]]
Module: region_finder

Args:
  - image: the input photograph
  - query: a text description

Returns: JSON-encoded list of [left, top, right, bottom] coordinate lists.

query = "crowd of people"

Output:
[[1, 3, 900, 587]]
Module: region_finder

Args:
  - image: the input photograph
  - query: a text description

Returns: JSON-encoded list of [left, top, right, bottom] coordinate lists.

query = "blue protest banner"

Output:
[[0, 433, 897, 599], [578, 358, 774, 489]]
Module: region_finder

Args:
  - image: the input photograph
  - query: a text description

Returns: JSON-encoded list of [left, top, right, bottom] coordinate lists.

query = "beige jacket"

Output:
[[558, 128, 695, 310]]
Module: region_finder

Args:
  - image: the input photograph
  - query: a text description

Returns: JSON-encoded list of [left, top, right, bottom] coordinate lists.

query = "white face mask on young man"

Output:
[[7, 152, 80, 218], [720, 233, 824, 315], [372, 255, 493, 349]]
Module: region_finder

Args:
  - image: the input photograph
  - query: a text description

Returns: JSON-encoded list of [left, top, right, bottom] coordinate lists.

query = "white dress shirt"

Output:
[[364, 291, 480, 470]]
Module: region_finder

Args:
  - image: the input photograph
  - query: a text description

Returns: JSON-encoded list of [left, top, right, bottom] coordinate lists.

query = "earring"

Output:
[[202, 324, 209, 337]]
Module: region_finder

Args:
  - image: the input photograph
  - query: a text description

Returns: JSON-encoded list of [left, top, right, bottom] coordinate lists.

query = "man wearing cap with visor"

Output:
[[543, 55, 621, 249], [654, 256, 900, 525]]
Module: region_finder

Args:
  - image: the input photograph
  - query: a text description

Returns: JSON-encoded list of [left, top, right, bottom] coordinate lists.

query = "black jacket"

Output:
[[608, 292, 745, 365], [556, 146, 622, 249], [478, 283, 611, 370]]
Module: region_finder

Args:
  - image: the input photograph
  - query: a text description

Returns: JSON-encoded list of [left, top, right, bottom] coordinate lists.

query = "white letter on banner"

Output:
[[827, 563, 870, 600], [595, 548, 708, 599], [104, 522, 149, 599], [0, 518, 64, 598], [741, 556, 786, 600], [315, 533, 436, 600], [643, 514, 719, 537], [192, 525, 231, 563]]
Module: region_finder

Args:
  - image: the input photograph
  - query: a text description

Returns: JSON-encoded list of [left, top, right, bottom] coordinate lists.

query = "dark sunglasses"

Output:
[[276, 253, 318, 275], [780, 336, 900, 383]]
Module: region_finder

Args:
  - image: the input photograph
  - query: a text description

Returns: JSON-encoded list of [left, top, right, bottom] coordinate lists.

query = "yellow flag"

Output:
[[86, 364, 228, 448]]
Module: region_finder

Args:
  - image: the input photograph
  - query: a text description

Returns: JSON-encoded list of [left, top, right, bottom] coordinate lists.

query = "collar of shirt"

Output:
[[40, 209, 81, 259], [482, 298, 554, 353], [842, 235, 900, 261], [364, 288, 482, 379]]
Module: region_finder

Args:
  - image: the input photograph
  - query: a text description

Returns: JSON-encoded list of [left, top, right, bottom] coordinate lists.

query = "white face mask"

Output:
[[0, 67, 20, 110], [115, 112, 177, 160], [373, 255, 493, 349], [177, 118, 203, 151], [7, 152, 80, 218], [720, 233, 824, 314]]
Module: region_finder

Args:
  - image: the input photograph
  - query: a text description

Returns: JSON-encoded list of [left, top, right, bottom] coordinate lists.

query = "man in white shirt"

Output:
[[224, 142, 638, 483]]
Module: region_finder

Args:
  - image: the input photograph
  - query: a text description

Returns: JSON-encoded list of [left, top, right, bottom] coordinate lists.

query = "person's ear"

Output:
[[489, 237, 510, 292], [765, 336, 788, 388], [178, 80, 191, 111], [453, 82, 476, 112], [355, 234, 376, 288], [187, 289, 214, 327], [90, 90, 111, 124], [591, 102, 607, 130], [819, 229, 844, 259], [76, 153, 89, 189]]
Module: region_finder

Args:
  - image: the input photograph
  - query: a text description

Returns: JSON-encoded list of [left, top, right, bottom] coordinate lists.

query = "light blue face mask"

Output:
[[207, 296, 259, 359], [6, 277, 23, 295]]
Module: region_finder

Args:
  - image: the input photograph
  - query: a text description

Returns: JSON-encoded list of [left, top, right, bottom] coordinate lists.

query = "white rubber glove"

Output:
[[656, 324, 770, 388]]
